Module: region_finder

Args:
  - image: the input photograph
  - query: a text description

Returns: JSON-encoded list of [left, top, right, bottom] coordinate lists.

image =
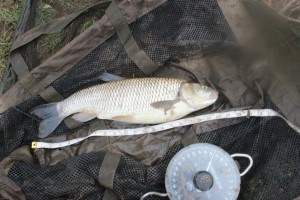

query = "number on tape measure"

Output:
[[32, 109, 300, 149]]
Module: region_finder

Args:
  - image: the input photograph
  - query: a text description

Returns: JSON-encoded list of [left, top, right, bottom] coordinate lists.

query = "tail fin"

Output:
[[30, 103, 64, 138]]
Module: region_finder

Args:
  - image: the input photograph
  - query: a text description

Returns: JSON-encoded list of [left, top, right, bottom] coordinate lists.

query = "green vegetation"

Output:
[[0, 0, 105, 80], [0, 0, 22, 79], [35, 3, 56, 26], [80, 18, 97, 33], [80, 8, 105, 33]]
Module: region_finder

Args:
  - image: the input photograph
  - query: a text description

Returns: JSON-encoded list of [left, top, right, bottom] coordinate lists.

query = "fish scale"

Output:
[[59, 78, 186, 117], [31, 76, 218, 138]]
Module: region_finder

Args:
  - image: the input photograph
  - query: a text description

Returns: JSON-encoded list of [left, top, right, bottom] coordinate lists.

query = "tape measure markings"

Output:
[[32, 109, 300, 149]]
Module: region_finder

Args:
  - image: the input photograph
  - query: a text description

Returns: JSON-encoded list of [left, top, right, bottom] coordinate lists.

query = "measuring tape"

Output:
[[31, 109, 300, 149]]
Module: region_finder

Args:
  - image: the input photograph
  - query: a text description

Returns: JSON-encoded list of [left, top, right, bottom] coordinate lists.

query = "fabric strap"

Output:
[[181, 127, 199, 146], [9, 52, 29, 77], [38, 86, 64, 102], [216, 0, 262, 47], [9, 5, 99, 78], [102, 189, 118, 200], [7, 2, 110, 128], [8, 9, 83, 92], [7, 2, 110, 92], [105, 2, 159, 74], [0, 0, 35, 94], [18, 72, 82, 128], [98, 151, 121, 189], [11, 3, 111, 52]]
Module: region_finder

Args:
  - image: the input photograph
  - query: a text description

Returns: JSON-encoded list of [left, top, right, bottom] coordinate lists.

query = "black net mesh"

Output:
[[7, 97, 300, 200], [18, 1, 107, 70], [52, 0, 233, 96], [243, 0, 300, 93], [0, 0, 234, 161], [9, 152, 106, 200], [2, 0, 300, 199]]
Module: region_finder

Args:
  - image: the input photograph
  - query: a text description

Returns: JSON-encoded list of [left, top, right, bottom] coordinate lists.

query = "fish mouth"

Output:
[[203, 90, 218, 106], [204, 98, 218, 106], [209, 90, 219, 101]]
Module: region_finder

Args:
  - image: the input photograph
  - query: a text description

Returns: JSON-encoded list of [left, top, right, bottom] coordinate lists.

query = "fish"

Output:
[[30, 74, 218, 138]]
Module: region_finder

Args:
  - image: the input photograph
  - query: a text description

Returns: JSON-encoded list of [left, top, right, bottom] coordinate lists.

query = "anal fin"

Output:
[[111, 115, 134, 122], [72, 112, 97, 122]]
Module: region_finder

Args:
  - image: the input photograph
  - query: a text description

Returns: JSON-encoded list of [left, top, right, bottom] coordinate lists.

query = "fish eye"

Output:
[[192, 84, 212, 97], [201, 85, 208, 90]]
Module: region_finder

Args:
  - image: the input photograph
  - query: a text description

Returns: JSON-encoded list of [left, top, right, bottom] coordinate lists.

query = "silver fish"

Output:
[[31, 76, 218, 138]]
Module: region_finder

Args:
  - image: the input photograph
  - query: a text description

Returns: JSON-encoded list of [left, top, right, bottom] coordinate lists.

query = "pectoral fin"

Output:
[[72, 112, 97, 122], [150, 99, 180, 113]]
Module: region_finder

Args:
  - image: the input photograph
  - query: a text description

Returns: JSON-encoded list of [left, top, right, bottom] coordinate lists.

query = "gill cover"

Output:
[[179, 82, 217, 109]]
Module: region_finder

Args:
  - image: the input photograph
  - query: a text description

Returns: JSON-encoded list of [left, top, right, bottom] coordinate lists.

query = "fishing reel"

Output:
[[141, 143, 253, 200]]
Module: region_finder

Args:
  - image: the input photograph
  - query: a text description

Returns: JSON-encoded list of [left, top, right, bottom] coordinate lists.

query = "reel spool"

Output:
[[141, 143, 253, 200]]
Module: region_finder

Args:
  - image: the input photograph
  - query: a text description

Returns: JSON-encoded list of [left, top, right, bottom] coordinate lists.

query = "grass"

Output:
[[80, 17, 98, 33], [0, 0, 23, 80], [35, 3, 56, 26], [34, 1, 105, 64], [0, 0, 88, 80], [0, 0, 105, 81]]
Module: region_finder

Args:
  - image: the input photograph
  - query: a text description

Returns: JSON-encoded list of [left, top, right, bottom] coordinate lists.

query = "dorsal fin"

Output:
[[99, 72, 125, 82]]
